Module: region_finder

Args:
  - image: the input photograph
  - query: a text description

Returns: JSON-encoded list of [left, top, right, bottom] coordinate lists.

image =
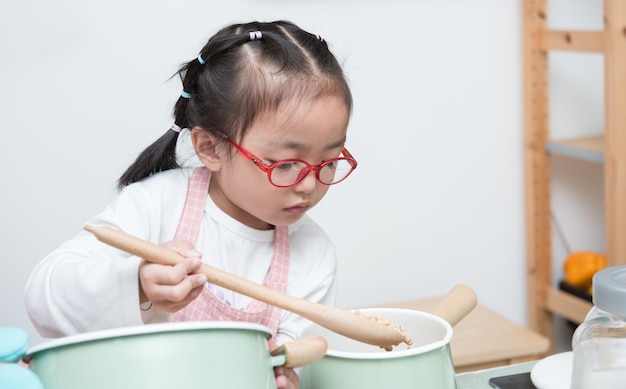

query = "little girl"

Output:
[[25, 20, 356, 389]]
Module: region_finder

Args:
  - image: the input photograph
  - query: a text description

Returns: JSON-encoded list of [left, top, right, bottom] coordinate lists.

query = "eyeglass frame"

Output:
[[217, 132, 358, 188]]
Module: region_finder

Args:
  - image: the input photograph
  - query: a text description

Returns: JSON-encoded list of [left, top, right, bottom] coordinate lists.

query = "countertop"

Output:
[[456, 360, 537, 388]]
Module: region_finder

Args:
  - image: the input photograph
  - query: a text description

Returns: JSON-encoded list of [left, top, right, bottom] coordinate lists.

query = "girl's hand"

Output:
[[138, 240, 207, 312], [274, 366, 299, 389]]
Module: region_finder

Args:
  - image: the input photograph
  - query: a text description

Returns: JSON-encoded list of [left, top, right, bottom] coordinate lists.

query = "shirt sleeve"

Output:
[[24, 181, 172, 337], [275, 270, 337, 346]]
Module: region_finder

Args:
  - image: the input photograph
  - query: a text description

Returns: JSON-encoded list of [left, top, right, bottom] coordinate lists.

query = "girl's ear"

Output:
[[191, 126, 223, 171]]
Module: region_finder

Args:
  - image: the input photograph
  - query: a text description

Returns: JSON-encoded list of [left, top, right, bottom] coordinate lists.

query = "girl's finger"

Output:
[[150, 271, 206, 304], [154, 257, 202, 285]]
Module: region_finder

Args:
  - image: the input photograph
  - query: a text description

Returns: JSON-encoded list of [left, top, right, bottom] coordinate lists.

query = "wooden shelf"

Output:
[[545, 135, 604, 163], [523, 0, 626, 352], [545, 288, 593, 324], [540, 30, 604, 52]]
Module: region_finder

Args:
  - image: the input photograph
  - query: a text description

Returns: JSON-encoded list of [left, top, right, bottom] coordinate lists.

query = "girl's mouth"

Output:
[[285, 204, 310, 214]]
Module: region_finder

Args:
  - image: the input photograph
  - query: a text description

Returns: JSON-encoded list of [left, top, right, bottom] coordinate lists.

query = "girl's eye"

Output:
[[275, 161, 298, 171], [324, 160, 338, 170]]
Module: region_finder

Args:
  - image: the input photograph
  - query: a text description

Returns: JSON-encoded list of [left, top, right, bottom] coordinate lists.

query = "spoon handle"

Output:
[[431, 284, 477, 327]]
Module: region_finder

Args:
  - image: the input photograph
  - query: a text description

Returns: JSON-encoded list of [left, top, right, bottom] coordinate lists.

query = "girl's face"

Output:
[[195, 95, 351, 230]]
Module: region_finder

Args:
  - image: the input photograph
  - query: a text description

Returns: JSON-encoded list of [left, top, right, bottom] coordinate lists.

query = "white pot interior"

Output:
[[300, 308, 452, 359]]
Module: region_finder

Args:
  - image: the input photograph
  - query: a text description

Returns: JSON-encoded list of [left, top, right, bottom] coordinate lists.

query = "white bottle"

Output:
[[570, 265, 626, 388]]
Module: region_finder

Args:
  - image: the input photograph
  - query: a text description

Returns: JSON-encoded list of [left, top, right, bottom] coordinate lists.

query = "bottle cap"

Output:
[[593, 265, 626, 317]]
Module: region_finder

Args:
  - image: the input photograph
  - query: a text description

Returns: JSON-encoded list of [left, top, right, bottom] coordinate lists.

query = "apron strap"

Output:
[[174, 168, 211, 242]]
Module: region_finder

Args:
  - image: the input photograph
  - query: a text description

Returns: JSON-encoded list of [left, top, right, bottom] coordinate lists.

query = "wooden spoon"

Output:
[[431, 284, 477, 327], [84, 225, 407, 349]]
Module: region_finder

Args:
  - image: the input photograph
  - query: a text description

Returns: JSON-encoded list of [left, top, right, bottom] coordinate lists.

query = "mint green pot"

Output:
[[300, 308, 457, 389], [25, 321, 286, 389]]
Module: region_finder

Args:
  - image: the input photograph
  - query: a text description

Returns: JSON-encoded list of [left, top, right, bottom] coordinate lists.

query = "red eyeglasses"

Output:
[[218, 133, 358, 188]]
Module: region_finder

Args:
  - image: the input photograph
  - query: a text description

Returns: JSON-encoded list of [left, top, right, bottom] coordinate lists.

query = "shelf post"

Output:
[[522, 0, 553, 347], [604, 0, 626, 266]]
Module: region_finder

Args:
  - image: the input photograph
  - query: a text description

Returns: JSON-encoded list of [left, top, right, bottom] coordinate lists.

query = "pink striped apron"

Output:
[[170, 167, 290, 341]]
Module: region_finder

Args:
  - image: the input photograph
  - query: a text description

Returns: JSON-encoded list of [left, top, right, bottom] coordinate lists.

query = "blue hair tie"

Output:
[[197, 54, 206, 65], [181, 91, 191, 99]]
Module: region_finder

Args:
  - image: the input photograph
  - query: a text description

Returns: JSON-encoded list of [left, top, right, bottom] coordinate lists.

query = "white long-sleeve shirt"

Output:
[[25, 168, 337, 346]]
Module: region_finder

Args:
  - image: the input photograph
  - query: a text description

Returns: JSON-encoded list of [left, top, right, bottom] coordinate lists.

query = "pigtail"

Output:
[[117, 127, 180, 189], [116, 57, 204, 189]]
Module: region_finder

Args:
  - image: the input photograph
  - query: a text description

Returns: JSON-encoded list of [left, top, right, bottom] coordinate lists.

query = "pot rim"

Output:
[[26, 321, 272, 357], [310, 308, 453, 360]]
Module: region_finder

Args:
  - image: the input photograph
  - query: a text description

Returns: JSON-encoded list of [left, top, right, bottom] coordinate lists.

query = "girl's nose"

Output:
[[292, 169, 318, 193]]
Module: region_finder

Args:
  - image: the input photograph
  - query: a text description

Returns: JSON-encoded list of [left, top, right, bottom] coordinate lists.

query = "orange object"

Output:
[[563, 251, 607, 290]]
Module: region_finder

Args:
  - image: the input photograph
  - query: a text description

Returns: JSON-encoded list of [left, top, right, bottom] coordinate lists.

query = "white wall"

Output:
[[0, 0, 605, 349]]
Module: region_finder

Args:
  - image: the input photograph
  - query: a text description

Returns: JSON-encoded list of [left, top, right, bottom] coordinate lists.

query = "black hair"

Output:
[[117, 20, 352, 189]]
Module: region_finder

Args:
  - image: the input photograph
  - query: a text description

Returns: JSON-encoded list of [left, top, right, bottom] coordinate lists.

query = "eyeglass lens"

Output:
[[270, 159, 354, 186]]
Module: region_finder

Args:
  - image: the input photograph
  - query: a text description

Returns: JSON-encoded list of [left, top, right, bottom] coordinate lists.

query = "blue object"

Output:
[[0, 327, 44, 388], [0, 327, 30, 363], [0, 364, 45, 389]]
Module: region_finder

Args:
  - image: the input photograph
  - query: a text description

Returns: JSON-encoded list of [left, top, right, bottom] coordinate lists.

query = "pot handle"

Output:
[[270, 336, 328, 368]]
